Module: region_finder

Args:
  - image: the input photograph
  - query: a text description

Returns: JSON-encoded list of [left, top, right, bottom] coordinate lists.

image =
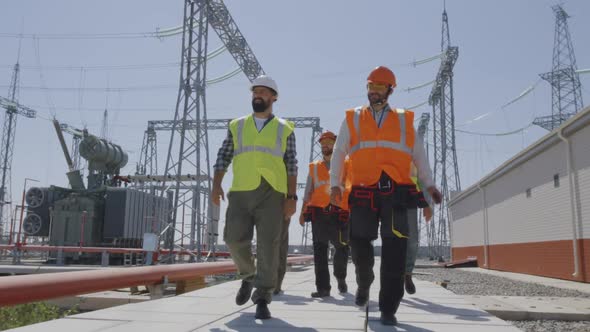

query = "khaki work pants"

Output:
[[224, 179, 284, 304]]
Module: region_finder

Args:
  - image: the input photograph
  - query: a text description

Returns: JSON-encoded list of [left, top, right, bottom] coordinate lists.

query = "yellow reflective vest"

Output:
[[229, 114, 294, 194]]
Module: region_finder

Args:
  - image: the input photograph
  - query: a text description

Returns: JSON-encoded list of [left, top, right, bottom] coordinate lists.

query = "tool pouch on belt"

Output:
[[349, 189, 377, 210], [348, 188, 378, 240], [391, 184, 423, 209]]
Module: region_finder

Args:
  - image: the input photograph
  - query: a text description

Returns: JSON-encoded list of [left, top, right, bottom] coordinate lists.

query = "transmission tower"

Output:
[[163, 0, 265, 262], [100, 109, 109, 140], [416, 113, 430, 248], [534, 5, 583, 131], [0, 62, 37, 237], [427, 7, 460, 260]]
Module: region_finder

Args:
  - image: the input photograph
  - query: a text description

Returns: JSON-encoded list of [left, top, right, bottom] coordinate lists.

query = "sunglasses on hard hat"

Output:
[[367, 82, 389, 92]]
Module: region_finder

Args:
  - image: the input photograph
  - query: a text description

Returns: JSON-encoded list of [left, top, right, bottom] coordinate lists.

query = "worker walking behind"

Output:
[[404, 164, 434, 295], [299, 131, 350, 298], [212, 75, 297, 320], [330, 66, 442, 326]]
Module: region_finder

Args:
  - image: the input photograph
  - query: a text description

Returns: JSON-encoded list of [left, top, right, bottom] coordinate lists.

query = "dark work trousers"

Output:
[[348, 177, 409, 314], [310, 206, 350, 292]]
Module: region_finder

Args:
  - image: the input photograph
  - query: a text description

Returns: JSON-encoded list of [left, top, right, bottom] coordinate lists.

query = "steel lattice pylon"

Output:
[[534, 5, 583, 131], [0, 63, 36, 238], [416, 113, 430, 249], [427, 9, 460, 260], [160, 0, 266, 262]]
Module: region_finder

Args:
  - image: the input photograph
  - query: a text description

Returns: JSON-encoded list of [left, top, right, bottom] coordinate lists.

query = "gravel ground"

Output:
[[509, 320, 590, 332], [413, 265, 590, 332], [414, 267, 590, 298]]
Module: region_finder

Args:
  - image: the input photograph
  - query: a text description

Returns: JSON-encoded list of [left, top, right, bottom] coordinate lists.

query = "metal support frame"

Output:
[[139, 116, 322, 256], [427, 9, 460, 260]]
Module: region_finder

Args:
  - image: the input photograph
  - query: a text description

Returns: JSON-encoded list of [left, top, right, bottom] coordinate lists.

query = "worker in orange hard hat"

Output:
[[329, 66, 442, 326], [299, 130, 352, 298]]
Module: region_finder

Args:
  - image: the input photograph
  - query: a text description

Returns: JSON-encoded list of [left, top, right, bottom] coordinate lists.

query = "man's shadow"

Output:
[[277, 292, 362, 309], [401, 297, 492, 322], [208, 312, 319, 332]]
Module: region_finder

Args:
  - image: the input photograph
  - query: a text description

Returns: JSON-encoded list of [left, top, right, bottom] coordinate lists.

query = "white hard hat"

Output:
[[251, 75, 278, 97]]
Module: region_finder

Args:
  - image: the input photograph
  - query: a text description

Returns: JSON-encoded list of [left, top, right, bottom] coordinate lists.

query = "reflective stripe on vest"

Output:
[[234, 117, 286, 158], [312, 162, 329, 187], [350, 108, 412, 155], [346, 106, 415, 186], [229, 115, 293, 194]]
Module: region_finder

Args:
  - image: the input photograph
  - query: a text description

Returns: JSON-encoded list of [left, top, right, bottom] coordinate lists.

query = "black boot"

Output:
[[255, 300, 271, 319], [235, 280, 253, 306], [380, 311, 397, 326], [405, 274, 416, 295], [337, 278, 348, 293], [355, 287, 369, 306], [272, 288, 283, 295], [311, 289, 330, 298]]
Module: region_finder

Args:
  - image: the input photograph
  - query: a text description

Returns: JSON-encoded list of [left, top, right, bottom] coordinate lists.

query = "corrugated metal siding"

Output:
[[571, 125, 590, 241], [485, 141, 570, 244], [450, 190, 485, 248]]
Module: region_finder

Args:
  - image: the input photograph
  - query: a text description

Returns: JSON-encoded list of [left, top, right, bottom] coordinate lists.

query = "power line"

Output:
[[0, 84, 177, 92], [455, 123, 533, 136], [0, 62, 181, 71], [0, 32, 165, 40]]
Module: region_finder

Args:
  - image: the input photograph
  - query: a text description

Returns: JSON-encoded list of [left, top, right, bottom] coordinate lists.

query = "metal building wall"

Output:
[[450, 106, 590, 282]]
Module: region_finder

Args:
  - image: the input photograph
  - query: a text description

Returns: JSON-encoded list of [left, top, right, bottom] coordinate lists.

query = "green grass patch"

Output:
[[0, 302, 78, 331]]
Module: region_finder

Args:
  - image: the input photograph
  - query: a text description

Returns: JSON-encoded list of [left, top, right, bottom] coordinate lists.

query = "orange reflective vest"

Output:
[[346, 106, 415, 186], [307, 160, 331, 208], [307, 159, 352, 211]]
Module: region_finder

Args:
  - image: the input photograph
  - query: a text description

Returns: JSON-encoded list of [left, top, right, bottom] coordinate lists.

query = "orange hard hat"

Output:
[[367, 66, 396, 88], [318, 131, 337, 142]]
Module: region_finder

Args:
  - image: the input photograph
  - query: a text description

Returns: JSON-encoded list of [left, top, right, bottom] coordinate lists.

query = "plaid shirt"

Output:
[[214, 116, 298, 176]]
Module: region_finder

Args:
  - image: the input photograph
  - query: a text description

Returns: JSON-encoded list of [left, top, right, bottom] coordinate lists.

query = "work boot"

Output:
[[255, 300, 271, 319], [380, 311, 397, 326], [405, 274, 416, 295], [311, 289, 330, 298], [355, 287, 369, 306], [337, 278, 348, 293], [235, 280, 253, 306]]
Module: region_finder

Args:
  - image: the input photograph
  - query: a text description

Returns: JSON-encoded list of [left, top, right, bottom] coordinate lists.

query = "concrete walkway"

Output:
[[9, 261, 521, 331]]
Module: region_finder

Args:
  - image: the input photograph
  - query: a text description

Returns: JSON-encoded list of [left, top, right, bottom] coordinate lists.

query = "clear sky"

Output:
[[1, 0, 589, 245]]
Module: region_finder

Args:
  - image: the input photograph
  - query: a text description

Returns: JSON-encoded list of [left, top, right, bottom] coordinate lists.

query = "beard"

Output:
[[252, 98, 269, 113], [321, 148, 333, 157], [368, 92, 387, 106]]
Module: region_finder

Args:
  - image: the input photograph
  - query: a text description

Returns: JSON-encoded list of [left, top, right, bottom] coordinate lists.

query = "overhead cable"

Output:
[[456, 123, 534, 136], [501, 79, 542, 109], [404, 80, 435, 92]]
